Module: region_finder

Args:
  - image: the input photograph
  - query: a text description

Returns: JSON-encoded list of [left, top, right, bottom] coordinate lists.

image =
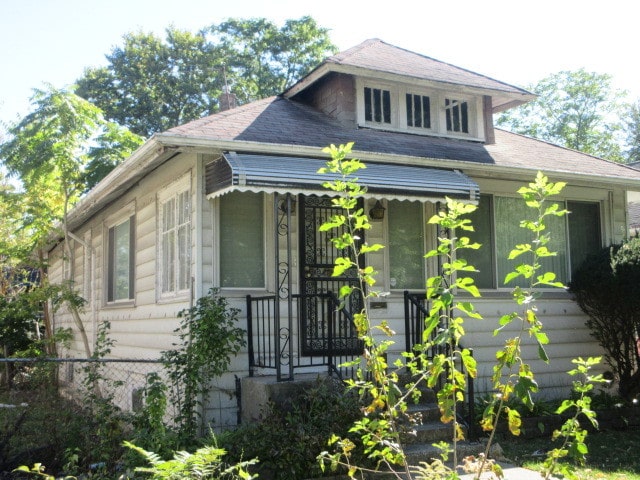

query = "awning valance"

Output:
[[205, 152, 479, 203]]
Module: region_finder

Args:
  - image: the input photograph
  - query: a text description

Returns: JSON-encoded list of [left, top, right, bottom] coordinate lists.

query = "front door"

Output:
[[299, 196, 362, 356]]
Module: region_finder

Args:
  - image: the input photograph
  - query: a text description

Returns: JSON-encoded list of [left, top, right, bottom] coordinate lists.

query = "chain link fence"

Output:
[[0, 357, 165, 413]]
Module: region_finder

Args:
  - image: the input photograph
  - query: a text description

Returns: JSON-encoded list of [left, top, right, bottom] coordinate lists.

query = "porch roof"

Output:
[[205, 152, 480, 203]]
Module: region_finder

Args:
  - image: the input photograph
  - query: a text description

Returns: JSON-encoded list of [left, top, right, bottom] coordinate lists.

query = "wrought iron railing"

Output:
[[246, 292, 361, 381], [404, 291, 476, 438]]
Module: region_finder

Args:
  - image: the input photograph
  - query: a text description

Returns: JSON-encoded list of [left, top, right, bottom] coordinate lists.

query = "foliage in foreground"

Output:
[[501, 427, 640, 480], [570, 236, 640, 399], [124, 440, 257, 480], [316, 144, 602, 480], [159, 288, 246, 445], [221, 376, 362, 479]]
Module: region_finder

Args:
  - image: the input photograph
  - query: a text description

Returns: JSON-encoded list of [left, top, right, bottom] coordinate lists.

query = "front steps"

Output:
[[396, 379, 500, 469]]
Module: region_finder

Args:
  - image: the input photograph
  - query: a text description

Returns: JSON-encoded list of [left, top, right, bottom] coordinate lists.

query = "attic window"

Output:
[[445, 98, 469, 133], [406, 93, 431, 129], [364, 87, 391, 124]]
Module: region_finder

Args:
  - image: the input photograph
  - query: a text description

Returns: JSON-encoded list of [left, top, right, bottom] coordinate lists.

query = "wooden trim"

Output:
[[483, 95, 495, 145]]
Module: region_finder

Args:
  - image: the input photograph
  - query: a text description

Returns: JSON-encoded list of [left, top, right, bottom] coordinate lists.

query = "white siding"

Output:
[[47, 156, 627, 430]]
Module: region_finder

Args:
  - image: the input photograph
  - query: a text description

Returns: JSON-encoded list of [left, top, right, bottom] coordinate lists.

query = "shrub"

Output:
[[569, 238, 640, 399], [161, 288, 246, 443], [221, 376, 362, 479]]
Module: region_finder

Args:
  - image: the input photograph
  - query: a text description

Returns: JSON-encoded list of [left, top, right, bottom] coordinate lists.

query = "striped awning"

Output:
[[205, 152, 479, 203]]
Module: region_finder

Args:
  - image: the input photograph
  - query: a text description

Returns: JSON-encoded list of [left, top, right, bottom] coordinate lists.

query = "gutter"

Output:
[[65, 138, 180, 232], [154, 133, 640, 190], [56, 130, 640, 250], [66, 231, 97, 346]]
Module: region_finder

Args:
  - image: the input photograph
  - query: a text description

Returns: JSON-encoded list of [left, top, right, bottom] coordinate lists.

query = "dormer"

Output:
[[356, 78, 484, 140], [285, 39, 534, 144]]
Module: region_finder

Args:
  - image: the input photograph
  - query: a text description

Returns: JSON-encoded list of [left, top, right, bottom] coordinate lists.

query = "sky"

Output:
[[1, 0, 639, 130]]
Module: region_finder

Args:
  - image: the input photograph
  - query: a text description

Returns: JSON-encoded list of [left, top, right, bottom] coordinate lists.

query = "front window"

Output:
[[567, 201, 602, 273], [160, 188, 191, 297], [463, 195, 601, 288], [388, 200, 425, 289], [107, 216, 134, 302], [219, 191, 265, 288], [494, 196, 567, 287]]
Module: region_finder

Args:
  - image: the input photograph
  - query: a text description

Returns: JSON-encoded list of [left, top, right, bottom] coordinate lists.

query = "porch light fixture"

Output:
[[369, 200, 385, 220], [278, 197, 296, 215]]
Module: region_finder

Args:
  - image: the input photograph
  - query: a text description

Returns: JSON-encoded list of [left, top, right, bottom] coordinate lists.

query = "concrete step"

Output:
[[403, 440, 493, 466], [406, 401, 441, 422], [402, 420, 463, 444]]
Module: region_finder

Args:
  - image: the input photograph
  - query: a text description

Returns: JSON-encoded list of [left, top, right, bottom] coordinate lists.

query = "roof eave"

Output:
[[155, 133, 640, 190], [64, 136, 180, 232]]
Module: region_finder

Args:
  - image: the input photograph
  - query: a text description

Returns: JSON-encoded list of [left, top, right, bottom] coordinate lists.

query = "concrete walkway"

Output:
[[458, 464, 551, 479]]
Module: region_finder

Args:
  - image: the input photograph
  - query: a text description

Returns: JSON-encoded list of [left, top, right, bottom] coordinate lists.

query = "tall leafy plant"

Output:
[[316, 143, 404, 477], [317, 144, 483, 479], [418, 199, 482, 467], [474, 172, 604, 479], [161, 288, 246, 443]]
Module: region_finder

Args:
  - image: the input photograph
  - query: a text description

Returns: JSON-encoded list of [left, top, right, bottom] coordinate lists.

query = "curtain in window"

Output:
[[464, 195, 494, 289], [495, 197, 567, 287], [220, 192, 264, 288], [177, 191, 191, 291], [388, 201, 424, 289], [110, 218, 133, 301], [568, 201, 601, 274], [161, 190, 191, 294], [161, 198, 176, 293]]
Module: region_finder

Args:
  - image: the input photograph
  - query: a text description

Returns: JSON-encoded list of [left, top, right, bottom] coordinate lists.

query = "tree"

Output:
[[0, 85, 143, 356], [209, 16, 337, 101], [497, 69, 626, 162], [76, 28, 224, 139], [76, 17, 337, 137], [623, 100, 640, 164]]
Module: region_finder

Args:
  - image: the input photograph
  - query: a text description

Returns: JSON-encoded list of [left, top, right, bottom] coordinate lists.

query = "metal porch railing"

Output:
[[246, 292, 361, 381], [404, 290, 476, 437]]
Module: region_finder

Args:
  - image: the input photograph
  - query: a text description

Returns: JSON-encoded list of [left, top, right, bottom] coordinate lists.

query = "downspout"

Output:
[[67, 231, 97, 352]]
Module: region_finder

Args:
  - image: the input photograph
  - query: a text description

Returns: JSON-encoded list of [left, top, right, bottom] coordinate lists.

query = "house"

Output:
[[48, 39, 640, 430], [628, 162, 640, 236]]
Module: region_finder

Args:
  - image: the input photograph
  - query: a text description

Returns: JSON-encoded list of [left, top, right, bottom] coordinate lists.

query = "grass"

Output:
[[499, 427, 640, 479]]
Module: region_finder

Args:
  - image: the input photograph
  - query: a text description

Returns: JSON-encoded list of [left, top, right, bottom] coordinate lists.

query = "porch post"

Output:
[[273, 194, 281, 380], [274, 193, 295, 381], [284, 193, 294, 381]]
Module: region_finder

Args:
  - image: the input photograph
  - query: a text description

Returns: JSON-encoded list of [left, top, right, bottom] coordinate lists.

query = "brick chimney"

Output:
[[219, 86, 237, 112]]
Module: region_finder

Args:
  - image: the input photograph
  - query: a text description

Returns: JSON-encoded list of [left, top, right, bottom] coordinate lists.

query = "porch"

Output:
[[242, 291, 476, 429], [245, 291, 434, 382]]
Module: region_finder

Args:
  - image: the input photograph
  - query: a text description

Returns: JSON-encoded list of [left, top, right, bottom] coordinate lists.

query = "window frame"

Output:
[[357, 80, 397, 129], [463, 193, 603, 291], [356, 78, 483, 140], [157, 174, 192, 302], [104, 203, 136, 305], [216, 191, 269, 291], [386, 199, 428, 291]]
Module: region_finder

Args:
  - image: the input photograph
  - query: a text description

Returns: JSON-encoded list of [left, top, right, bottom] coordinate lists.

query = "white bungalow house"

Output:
[[48, 39, 640, 430]]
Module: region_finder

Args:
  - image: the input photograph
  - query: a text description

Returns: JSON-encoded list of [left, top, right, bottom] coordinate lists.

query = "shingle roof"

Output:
[[163, 96, 640, 183], [327, 39, 529, 95], [284, 39, 533, 111]]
